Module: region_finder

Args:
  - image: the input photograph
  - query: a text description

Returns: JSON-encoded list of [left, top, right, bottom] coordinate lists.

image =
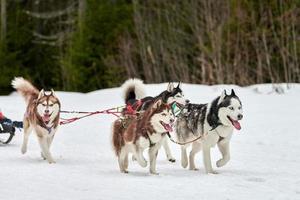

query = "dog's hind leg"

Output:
[[21, 119, 32, 154], [216, 140, 230, 168], [38, 136, 55, 164], [189, 142, 201, 170], [118, 147, 128, 173], [181, 145, 188, 168], [124, 153, 129, 172], [162, 137, 175, 163]]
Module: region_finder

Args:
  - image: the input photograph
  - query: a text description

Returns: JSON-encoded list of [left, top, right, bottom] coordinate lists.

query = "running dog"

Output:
[[112, 99, 175, 174], [121, 78, 189, 162], [12, 77, 60, 164], [176, 89, 243, 173]]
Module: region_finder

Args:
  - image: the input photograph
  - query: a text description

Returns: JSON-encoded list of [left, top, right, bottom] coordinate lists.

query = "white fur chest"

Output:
[[202, 126, 233, 148], [202, 133, 219, 148], [148, 132, 163, 144], [215, 125, 233, 138]]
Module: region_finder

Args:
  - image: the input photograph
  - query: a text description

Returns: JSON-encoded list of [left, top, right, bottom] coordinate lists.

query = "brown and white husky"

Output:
[[112, 99, 175, 174], [12, 77, 61, 164]]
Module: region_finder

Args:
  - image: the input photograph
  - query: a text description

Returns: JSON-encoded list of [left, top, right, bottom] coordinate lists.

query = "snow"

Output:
[[1, 83, 300, 200]]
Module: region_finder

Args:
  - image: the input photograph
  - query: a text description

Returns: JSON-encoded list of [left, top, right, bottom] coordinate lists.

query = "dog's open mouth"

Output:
[[160, 121, 173, 132], [227, 116, 241, 130], [42, 113, 52, 124]]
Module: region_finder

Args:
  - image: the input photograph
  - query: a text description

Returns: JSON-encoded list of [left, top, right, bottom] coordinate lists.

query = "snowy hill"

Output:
[[1, 83, 300, 200]]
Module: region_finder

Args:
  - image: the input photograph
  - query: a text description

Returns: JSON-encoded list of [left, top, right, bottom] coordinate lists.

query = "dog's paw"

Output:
[[21, 146, 27, 154], [168, 158, 176, 163], [181, 160, 188, 168], [216, 158, 228, 168], [121, 170, 129, 174], [48, 159, 56, 164], [206, 170, 218, 174], [150, 171, 159, 175], [41, 152, 46, 160], [189, 167, 199, 171], [132, 156, 137, 162], [139, 159, 147, 168]]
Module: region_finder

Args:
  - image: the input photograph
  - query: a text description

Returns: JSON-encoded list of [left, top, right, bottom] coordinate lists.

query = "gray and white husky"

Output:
[[121, 78, 189, 162], [176, 89, 243, 173]]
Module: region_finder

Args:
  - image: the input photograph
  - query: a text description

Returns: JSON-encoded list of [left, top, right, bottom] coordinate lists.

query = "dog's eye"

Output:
[[238, 106, 242, 110], [176, 94, 181, 97], [42, 104, 47, 106], [49, 104, 54, 107], [162, 113, 167, 116], [229, 107, 234, 110]]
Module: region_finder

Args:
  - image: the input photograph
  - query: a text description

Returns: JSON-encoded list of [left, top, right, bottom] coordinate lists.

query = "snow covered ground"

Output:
[[0, 83, 300, 200]]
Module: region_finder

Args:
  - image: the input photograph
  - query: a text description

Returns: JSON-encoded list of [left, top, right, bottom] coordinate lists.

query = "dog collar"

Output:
[[171, 103, 183, 116]]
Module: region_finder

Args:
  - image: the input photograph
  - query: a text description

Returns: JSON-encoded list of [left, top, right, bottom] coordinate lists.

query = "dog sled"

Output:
[[0, 113, 23, 144]]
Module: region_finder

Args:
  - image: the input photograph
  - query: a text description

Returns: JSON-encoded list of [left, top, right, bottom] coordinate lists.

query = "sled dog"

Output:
[[121, 78, 189, 162], [112, 99, 175, 174], [12, 77, 60, 163], [176, 89, 243, 173]]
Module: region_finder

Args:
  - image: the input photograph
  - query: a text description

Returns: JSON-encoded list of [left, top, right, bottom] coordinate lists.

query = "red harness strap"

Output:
[[125, 100, 142, 115]]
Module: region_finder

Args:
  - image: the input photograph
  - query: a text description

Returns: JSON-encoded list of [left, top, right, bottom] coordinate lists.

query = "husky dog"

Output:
[[12, 77, 61, 164], [121, 78, 189, 162], [112, 99, 175, 174], [176, 89, 243, 173]]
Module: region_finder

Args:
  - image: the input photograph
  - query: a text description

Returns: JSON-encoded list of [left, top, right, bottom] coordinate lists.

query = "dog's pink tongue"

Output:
[[232, 120, 241, 130], [165, 124, 173, 132], [43, 115, 50, 122]]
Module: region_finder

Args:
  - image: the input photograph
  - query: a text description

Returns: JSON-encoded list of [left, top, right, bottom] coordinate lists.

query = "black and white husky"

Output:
[[176, 89, 243, 173], [121, 78, 188, 162]]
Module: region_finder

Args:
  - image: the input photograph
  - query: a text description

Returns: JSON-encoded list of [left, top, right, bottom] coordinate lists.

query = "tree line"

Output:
[[0, 0, 299, 94]]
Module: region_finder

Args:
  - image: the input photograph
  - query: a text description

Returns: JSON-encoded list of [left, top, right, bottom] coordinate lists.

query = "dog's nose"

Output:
[[237, 114, 243, 120], [45, 110, 50, 114], [170, 119, 175, 123], [185, 99, 190, 104]]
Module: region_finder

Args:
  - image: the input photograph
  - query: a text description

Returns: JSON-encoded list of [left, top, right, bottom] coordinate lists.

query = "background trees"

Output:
[[0, 0, 299, 94]]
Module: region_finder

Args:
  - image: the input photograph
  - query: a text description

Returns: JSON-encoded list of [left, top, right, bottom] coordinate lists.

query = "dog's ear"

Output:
[[218, 90, 227, 104], [161, 93, 168, 103], [167, 82, 174, 92], [38, 89, 45, 99], [50, 89, 57, 98], [152, 99, 163, 110], [176, 82, 181, 89], [231, 89, 236, 96]]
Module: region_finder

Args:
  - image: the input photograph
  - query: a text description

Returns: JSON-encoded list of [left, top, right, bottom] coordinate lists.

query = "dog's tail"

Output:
[[112, 120, 125, 156], [121, 78, 145, 103], [11, 77, 39, 103]]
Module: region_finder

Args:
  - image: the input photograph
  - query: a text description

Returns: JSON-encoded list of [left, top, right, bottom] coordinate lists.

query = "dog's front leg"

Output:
[[47, 135, 55, 150], [149, 144, 161, 175], [216, 140, 230, 168], [162, 136, 175, 162], [202, 147, 217, 174], [131, 145, 147, 168], [38, 136, 55, 164]]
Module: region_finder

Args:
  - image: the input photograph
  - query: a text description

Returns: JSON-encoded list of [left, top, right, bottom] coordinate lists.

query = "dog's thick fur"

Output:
[[112, 100, 175, 174], [176, 89, 243, 173], [121, 78, 188, 162], [12, 77, 60, 163]]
